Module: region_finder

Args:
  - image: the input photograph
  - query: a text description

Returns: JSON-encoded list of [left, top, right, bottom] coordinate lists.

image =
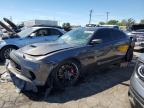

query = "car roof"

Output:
[[84, 27, 117, 31], [99, 25, 118, 27], [31, 26, 61, 29], [23, 26, 65, 33]]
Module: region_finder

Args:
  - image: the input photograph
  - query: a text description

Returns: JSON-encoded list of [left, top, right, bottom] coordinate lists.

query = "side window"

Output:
[[50, 29, 63, 36], [94, 29, 111, 43], [110, 29, 126, 40], [31, 29, 50, 37]]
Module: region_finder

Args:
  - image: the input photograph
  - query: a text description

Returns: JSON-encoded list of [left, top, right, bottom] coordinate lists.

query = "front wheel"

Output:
[[52, 60, 80, 89], [0, 46, 18, 61]]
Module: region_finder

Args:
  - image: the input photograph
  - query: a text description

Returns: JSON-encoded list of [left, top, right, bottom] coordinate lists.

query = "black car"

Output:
[[6, 27, 134, 92]]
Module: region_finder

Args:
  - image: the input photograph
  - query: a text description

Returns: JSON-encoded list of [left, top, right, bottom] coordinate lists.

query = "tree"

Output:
[[62, 23, 71, 31], [119, 19, 127, 26], [99, 21, 105, 25], [107, 20, 119, 25], [140, 19, 144, 24]]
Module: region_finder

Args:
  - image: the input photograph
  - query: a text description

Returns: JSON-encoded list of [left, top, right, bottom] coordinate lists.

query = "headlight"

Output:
[[24, 54, 46, 61], [0, 40, 6, 45], [136, 60, 144, 80], [137, 64, 144, 78]]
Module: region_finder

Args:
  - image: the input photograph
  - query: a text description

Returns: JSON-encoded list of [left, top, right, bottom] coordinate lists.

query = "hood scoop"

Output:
[[30, 45, 37, 48]]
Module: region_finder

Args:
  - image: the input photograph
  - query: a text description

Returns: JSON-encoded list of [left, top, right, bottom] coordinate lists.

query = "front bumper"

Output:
[[6, 51, 55, 87], [129, 87, 144, 108], [128, 73, 144, 108]]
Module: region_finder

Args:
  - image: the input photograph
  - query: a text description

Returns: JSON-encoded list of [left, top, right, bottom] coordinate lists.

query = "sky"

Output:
[[0, 0, 144, 26]]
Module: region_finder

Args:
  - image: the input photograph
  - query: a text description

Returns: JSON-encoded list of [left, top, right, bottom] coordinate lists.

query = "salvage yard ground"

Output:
[[0, 60, 136, 108]]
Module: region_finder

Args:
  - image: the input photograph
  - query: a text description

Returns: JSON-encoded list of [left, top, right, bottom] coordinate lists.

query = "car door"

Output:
[[90, 28, 115, 65], [110, 29, 129, 60], [44, 28, 63, 41]]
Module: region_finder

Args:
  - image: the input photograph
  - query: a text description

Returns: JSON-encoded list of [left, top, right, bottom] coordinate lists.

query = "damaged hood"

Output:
[[0, 21, 14, 33], [21, 41, 76, 56], [3, 18, 21, 33]]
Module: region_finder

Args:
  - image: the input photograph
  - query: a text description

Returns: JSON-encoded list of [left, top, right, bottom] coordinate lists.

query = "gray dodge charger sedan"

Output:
[[6, 27, 134, 92]]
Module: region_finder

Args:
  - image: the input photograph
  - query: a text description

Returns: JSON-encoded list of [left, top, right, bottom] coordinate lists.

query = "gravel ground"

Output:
[[0, 61, 135, 108]]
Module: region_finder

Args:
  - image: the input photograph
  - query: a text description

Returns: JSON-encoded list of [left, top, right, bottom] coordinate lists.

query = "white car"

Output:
[[0, 22, 65, 61]]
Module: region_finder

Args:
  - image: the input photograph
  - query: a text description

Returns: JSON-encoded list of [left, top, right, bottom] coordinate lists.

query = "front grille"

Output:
[[10, 59, 21, 71], [130, 86, 144, 106]]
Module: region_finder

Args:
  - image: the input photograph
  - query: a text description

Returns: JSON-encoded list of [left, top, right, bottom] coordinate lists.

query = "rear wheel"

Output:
[[125, 46, 134, 62], [0, 46, 18, 62], [52, 60, 80, 89]]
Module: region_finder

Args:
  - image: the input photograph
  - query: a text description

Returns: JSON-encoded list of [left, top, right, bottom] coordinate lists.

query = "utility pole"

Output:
[[89, 9, 93, 24], [106, 12, 110, 22]]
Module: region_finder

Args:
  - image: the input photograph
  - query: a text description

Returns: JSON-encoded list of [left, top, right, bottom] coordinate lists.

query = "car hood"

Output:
[[21, 41, 76, 56], [3, 18, 21, 33], [0, 21, 14, 33]]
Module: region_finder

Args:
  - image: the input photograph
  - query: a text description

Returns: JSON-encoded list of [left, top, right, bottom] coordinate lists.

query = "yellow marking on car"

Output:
[[117, 45, 129, 53]]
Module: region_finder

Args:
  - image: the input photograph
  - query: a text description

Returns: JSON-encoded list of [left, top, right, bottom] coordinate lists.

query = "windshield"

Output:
[[17, 28, 36, 37], [58, 28, 94, 45]]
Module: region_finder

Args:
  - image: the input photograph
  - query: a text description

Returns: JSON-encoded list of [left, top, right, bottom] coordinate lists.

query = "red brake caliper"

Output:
[[70, 68, 75, 75]]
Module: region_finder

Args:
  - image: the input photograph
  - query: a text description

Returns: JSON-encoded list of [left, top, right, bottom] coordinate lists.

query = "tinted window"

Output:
[[50, 29, 62, 36], [31, 28, 62, 37], [94, 29, 111, 43], [110, 29, 126, 40], [38, 29, 50, 36], [31, 29, 51, 37]]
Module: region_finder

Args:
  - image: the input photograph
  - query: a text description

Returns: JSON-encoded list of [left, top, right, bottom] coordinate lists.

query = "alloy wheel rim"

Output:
[[57, 63, 79, 86], [4, 48, 14, 59]]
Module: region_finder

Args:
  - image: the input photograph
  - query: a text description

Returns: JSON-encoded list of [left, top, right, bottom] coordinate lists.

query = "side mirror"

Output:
[[90, 39, 102, 45]]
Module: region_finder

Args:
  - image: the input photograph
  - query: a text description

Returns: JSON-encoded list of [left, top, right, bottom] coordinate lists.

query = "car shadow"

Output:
[[22, 63, 135, 103], [0, 60, 5, 66]]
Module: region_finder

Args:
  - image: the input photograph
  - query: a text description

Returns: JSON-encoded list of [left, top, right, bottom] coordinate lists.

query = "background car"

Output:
[[0, 23, 65, 61], [6, 27, 134, 93], [98, 25, 119, 29], [127, 24, 144, 52]]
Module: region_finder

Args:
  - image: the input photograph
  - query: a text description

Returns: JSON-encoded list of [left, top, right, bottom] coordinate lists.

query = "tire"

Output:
[[0, 46, 18, 62], [125, 46, 134, 62], [52, 60, 80, 89]]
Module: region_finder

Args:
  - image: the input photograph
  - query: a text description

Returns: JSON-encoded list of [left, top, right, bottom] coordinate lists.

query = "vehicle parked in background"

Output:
[[6, 27, 134, 93], [0, 22, 65, 61], [86, 24, 97, 27], [129, 54, 144, 108], [98, 25, 119, 29], [23, 20, 58, 28], [127, 24, 144, 51]]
